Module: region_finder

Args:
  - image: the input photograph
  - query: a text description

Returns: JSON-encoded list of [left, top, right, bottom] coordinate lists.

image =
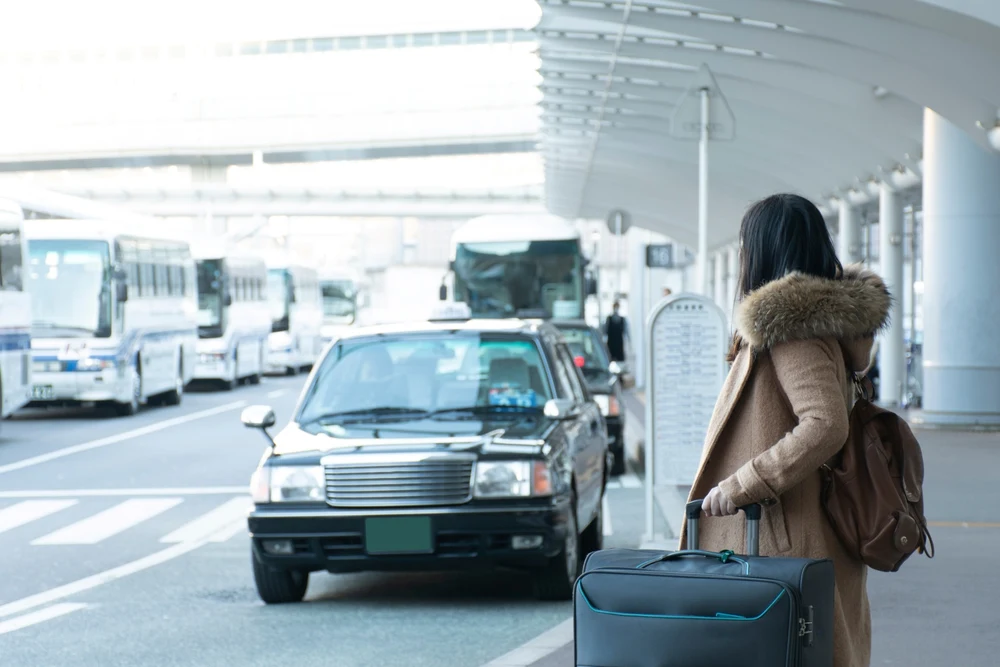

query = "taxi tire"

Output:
[[252, 550, 308, 604], [581, 489, 605, 555], [535, 490, 581, 601]]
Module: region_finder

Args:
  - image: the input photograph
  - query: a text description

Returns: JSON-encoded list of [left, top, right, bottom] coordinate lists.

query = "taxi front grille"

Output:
[[324, 455, 475, 508]]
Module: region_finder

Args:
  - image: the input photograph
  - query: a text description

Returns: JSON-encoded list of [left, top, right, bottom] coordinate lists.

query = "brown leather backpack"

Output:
[[820, 375, 935, 572]]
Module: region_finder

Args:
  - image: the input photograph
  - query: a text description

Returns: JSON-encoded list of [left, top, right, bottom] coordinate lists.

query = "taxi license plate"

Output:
[[31, 385, 54, 400], [364, 517, 433, 555]]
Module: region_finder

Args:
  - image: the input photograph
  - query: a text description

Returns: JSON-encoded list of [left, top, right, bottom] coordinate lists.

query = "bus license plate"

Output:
[[32, 385, 54, 400]]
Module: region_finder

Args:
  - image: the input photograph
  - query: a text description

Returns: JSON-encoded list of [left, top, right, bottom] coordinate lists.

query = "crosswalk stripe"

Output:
[[0, 603, 89, 635], [31, 498, 183, 546], [0, 500, 78, 535], [159, 497, 252, 544]]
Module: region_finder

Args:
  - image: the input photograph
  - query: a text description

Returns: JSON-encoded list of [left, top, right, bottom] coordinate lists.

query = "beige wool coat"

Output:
[[681, 264, 890, 667]]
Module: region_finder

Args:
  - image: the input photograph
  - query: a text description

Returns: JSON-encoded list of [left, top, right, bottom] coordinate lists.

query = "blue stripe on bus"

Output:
[[33, 328, 197, 368], [0, 330, 31, 352]]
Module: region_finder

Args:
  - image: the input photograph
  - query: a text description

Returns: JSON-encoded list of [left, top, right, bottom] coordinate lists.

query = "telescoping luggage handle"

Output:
[[685, 499, 762, 556]]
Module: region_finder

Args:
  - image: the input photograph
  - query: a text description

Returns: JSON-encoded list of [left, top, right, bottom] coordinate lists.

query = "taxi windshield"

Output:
[[297, 333, 552, 426], [558, 326, 609, 371]]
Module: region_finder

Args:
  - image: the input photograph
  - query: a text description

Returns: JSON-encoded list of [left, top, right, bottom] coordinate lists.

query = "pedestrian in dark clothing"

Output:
[[604, 301, 629, 362]]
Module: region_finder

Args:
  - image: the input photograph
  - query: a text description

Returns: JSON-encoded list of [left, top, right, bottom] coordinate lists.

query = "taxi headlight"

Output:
[[265, 466, 325, 503], [474, 461, 552, 498], [593, 394, 619, 416]]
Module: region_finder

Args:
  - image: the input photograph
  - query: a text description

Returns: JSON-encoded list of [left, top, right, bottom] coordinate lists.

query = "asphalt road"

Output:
[[0, 375, 647, 666]]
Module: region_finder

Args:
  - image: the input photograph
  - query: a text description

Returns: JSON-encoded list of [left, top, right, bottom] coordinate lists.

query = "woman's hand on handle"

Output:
[[702, 487, 738, 517]]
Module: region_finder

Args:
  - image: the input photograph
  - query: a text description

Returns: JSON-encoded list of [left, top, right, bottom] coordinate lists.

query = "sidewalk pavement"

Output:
[[527, 394, 1000, 666]]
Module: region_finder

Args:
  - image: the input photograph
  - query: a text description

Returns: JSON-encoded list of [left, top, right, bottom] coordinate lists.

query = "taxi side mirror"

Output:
[[242, 405, 277, 448], [543, 398, 577, 420]]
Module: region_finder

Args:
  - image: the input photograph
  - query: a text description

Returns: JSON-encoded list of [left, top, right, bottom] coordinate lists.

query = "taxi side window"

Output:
[[551, 344, 580, 402], [557, 344, 588, 403]]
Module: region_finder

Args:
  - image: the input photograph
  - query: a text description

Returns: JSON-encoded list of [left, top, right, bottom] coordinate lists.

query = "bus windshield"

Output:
[[196, 259, 224, 332], [452, 239, 583, 319], [267, 269, 290, 332], [321, 280, 356, 324], [26, 239, 113, 338]]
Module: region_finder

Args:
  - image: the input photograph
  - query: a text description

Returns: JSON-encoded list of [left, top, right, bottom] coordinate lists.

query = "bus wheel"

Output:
[[114, 368, 141, 417], [162, 360, 183, 406]]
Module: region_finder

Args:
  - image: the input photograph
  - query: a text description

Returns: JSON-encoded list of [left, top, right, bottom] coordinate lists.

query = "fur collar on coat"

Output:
[[735, 264, 891, 369]]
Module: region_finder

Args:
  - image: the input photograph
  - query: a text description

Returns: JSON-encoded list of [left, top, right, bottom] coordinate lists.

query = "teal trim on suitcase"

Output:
[[576, 583, 786, 622]]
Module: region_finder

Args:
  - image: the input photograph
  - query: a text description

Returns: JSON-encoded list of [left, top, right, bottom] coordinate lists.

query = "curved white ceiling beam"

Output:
[[683, 0, 1000, 102], [541, 4, 998, 138], [540, 96, 900, 183], [537, 39, 923, 137], [539, 67, 922, 153], [837, 0, 1000, 41], [537, 38, 925, 196], [538, 80, 922, 174]]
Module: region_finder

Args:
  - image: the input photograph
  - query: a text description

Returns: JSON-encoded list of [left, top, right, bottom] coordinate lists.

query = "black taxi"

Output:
[[241, 316, 610, 603]]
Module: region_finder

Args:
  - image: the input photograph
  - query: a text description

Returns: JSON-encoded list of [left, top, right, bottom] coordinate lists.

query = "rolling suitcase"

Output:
[[575, 500, 835, 667]]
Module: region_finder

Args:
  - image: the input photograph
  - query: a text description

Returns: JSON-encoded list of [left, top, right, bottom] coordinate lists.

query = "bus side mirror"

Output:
[[585, 273, 598, 296], [439, 284, 448, 301], [223, 292, 233, 307], [115, 283, 128, 302]]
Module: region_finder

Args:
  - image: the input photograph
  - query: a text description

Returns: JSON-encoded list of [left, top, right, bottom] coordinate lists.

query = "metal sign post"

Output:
[[670, 64, 735, 297], [643, 292, 729, 545], [607, 209, 632, 301]]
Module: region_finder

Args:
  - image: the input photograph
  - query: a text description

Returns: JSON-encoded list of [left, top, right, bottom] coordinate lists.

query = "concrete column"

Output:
[[921, 108, 1000, 425], [877, 184, 905, 406], [725, 245, 739, 312], [630, 238, 648, 390], [838, 200, 862, 265], [713, 252, 726, 311]]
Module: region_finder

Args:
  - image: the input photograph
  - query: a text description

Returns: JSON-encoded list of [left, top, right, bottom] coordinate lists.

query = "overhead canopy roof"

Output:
[[534, 0, 1000, 249]]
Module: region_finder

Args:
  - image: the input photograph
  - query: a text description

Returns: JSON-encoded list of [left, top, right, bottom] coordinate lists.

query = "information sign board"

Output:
[[644, 293, 728, 540]]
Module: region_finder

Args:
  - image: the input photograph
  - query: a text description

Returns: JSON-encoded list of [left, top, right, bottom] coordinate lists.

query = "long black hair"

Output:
[[729, 193, 842, 359], [736, 193, 842, 299]]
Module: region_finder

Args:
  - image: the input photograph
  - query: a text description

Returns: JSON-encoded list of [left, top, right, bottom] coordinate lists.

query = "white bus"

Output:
[[0, 200, 32, 419], [193, 250, 271, 389], [24, 221, 198, 416], [266, 261, 323, 375], [318, 268, 368, 344], [443, 214, 596, 320]]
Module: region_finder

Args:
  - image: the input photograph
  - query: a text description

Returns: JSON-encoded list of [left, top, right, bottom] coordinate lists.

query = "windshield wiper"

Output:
[[430, 405, 541, 417], [302, 407, 429, 425]]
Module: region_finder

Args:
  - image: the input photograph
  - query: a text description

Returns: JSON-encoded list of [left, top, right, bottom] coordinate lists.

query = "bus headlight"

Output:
[[77, 358, 116, 372], [199, 352, 226, 364], [474, 461, 552, 498]]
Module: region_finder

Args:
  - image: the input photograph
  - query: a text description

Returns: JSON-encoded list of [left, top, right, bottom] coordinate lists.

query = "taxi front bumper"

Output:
[[248, 499, 572, 575]]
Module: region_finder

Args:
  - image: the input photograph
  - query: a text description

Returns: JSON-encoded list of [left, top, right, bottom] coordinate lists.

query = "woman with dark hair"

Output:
[[681, 194, 890, 667]]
